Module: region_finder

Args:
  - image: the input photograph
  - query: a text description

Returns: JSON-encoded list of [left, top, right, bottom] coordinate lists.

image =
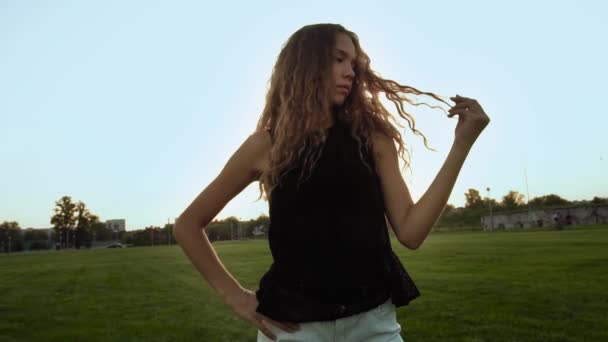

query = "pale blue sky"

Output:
[[1, 0, 606, 230]]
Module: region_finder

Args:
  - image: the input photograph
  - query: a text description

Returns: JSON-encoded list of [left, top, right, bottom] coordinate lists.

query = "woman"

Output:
[[174, 23, 490, 341]]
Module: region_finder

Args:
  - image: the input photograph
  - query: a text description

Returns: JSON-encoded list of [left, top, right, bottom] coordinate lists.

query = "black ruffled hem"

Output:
[[386, 249, 421, 307], [254, 250, 419, 322], [255, 277, 392, 323]]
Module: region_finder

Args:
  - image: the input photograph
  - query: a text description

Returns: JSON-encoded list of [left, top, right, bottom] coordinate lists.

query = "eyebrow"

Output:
[[335, 48, 356, 61]]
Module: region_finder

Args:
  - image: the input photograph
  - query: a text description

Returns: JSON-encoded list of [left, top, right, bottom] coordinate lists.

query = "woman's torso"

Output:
[[254, 119, 399, 322]]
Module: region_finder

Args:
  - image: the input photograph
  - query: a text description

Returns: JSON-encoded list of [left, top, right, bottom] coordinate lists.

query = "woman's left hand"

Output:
[[448, 95, 491, 148]]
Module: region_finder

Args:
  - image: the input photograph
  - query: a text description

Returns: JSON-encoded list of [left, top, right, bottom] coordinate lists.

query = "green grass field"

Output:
[[1, 225, 607, 341]]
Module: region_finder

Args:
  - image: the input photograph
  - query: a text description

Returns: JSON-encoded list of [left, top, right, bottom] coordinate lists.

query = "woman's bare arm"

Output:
[[372, 95, 489, 250], [174, 130, 270, 302], [372, 132, 472, 250]]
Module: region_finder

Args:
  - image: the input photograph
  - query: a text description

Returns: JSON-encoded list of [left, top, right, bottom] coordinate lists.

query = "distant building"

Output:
[[105, 219, 126, 232], [481, 204, 608, 230], [252, 225, 266, 237]]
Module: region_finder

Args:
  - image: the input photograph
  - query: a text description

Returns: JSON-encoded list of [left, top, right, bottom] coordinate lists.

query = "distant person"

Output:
[[174, 23, 490, 341], [553, 212, 563, 229]]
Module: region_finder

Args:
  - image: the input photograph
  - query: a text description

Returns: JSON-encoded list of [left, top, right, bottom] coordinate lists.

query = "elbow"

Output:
[[174, 216, 186, 235], [174, 216, 206, 242], [173, 219, 187, 244], [401, 239, 421, 250], [397, 232, 422, 250]]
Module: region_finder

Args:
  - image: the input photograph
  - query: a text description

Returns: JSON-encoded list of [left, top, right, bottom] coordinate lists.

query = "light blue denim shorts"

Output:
[[257, 298, 403, 342]]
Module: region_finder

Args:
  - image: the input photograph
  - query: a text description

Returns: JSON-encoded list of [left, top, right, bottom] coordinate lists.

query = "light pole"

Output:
[[231, 220, 235, 241], [486, 187, 493, 232], [167, 218, 171, 246], [524, 167, 532, 223]]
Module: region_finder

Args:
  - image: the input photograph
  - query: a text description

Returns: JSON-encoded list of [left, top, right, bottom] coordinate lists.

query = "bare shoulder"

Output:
[[222, 129, 272, 179], [246, 129, 272, 176], [370, 130, 397, 162]]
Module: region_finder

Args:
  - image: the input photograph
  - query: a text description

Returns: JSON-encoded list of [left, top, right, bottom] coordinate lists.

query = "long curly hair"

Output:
[[256, 23, 449, 202]]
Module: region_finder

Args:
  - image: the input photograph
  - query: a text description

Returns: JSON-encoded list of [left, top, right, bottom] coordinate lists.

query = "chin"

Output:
[[333, 97, 346, 106]]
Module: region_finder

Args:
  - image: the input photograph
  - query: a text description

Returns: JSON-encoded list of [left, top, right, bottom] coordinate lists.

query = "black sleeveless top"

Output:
[[255, 118, 420, 323]]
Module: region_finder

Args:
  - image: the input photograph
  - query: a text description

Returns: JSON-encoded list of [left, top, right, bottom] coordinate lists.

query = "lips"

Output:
[[337, 85, 350, 93]]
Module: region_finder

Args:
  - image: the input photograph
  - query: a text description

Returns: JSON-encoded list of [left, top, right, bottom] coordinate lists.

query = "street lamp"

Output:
[[167, 218, 171, 246], [486, 187, 493, 232], [231, 220, 235, 241]]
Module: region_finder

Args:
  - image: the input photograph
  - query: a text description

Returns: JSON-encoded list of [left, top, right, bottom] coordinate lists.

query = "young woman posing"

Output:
[[174, 23, 490, 341]]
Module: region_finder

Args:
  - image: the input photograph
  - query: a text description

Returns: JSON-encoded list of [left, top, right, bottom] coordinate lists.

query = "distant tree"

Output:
[[465, 188, 484, 209], [92, 222, 113, 241], [123, 227, 161, 247], [24, 229, 49, 241], [144, 226, 163, 246], [529, 194, 570, 207], [444, 204, 456, 213], [483, 197, 499, 208], [162, 223, 175, 245], [239, 214, 271, 239], [206, 220, 232, 242], [23, 229, 50, 250], [199, 215, 272, 242], [436, 204, 457, 229], [0, 221, 23, 252], [501, 191, 526, 210], [50, 196, 77, 249], [74, 201, 100, 249], [591, 196, 608, 205], [224, 216, 240, 240]]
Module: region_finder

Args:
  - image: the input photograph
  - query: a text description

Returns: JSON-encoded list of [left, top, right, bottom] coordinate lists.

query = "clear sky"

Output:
[[1, 0, 606, 230]]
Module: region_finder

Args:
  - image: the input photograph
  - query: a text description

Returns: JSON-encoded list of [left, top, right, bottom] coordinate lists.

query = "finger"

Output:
[[456, 94, 474, 101], [447, 108, 469, 118], [449, 102, 472, 111], [448, 105, 474, 116], [256, 312, 300, 332], [450, 99, 474, 108], [289, 321, 301, 329], [284, 321, 301, 331], [257, 320, 277, 341], [264, 317, 300, 333], [450, 95, 475, 104]]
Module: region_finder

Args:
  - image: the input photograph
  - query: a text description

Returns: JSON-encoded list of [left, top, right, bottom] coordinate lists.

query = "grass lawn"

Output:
[[1, 224, 606, 341]]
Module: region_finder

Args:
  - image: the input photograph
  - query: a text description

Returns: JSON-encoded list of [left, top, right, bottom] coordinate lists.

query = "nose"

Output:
[[344, 66, 355, 81]]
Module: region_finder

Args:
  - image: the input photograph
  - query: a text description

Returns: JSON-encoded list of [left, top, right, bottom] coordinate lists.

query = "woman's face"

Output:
[[330, 32, 356, 106]]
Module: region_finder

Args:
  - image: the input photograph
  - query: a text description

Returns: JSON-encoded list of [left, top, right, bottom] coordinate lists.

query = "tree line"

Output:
[[1, 195, 118, 252], [2, 192, 606, 252], [436, 189, 608, 228]]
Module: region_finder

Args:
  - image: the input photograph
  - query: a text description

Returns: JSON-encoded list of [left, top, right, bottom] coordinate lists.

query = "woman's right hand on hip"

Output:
[[226, 287, 300, 341]]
